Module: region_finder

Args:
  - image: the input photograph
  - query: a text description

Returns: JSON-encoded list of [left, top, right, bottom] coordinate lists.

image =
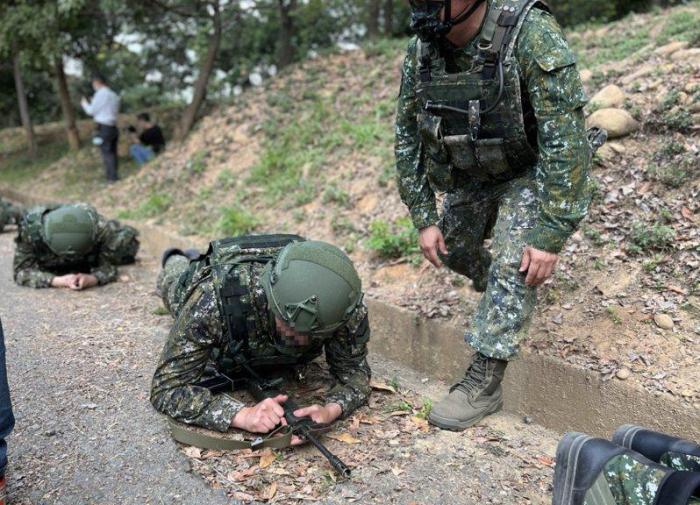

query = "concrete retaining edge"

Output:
[[2, 186, 698, 440]]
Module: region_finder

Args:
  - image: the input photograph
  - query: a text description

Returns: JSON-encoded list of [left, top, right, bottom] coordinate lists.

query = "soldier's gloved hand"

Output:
[[519, 246, 558, 286], [231, 394, 287, 433], [419, 225, 448, 268], [72, 273, 98, 290], [51, 274, 79, 288]]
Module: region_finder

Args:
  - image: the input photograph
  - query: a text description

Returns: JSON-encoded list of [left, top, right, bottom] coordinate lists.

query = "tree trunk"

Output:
[[177, 5, 222, 141], [12, 51, 37, 158], [54, 57, 80, 150], [367, 0, 380, 39], [277, 0, 297, 69], [383, 0, 394, 36]]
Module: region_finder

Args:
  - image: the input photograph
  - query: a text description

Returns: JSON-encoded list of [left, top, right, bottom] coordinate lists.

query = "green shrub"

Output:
[[118, 192, 172, 220], [628, 222, 675, 254], [322, 185, 351, 207], [367, 217, 419, 259], [216, 206, 259, 235]]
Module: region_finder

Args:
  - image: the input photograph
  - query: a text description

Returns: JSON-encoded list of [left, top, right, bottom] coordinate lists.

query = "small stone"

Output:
[[81, 403, 99, 410], [590, 84, 626, 109], [523, 416, 534, 425], [654, 314, 674, 330], [587, 108, 640, 139], [670, 48, 700, 62], [680, 389, 694, 398], [579, 69, 593, 83], [654, 41, 688, 56], [621, 64, 655, 85], [43, 429, 57, 437], [608, 142, 626, 154], [616, 368, 631, 380]]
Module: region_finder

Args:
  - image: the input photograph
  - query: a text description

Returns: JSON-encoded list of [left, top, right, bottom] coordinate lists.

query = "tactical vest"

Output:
[[415, 0, 548, 186], [180, 234, 322, 373]]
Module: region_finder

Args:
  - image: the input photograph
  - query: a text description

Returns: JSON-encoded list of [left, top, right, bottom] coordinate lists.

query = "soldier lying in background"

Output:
[[0, 198, 22, 233], [13, 203, 139, 290], [151, 235, 371, 440]]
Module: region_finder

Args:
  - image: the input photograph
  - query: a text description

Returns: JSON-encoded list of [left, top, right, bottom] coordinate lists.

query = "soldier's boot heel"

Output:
[[553, 432, 700, 505], [612, 424, 700, 471], [428, 387, 503, 431], [428, 353, 507, 431], [553, 433, 627, 505]]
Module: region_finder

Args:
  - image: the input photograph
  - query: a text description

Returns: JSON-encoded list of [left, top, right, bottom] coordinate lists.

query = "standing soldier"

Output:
[[151, 236, 371, 437], [13, 203, 139, 289], [395, 0, 600, 430], [0, 198, 22, 234]]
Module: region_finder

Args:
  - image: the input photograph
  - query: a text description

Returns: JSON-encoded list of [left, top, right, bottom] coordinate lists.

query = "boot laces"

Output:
[[450, 354, 490, 397]]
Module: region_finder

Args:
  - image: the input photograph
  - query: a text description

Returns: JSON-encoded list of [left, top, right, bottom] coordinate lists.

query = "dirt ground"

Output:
[[0, 232, 560, 504]]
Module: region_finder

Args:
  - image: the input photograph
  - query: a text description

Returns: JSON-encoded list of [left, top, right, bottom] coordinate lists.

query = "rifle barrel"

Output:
[[304, 429, 351, 478]]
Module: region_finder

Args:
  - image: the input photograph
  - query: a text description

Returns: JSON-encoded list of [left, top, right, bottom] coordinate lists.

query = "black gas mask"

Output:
[[409, 0, 486, 43]]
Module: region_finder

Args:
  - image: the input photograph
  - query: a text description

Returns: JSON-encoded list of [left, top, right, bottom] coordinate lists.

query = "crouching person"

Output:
[[150, 235, 371, 438], [13, 203, 139, 289]]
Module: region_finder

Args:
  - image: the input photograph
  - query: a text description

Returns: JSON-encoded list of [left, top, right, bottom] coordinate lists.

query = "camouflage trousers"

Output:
[[584, 453, 700, 505], [156, 255, 192, 317], [438, 174, 538, 360]]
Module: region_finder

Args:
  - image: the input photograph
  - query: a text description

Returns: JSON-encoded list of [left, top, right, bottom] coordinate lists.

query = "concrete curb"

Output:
[[2, 187, 698, 440]]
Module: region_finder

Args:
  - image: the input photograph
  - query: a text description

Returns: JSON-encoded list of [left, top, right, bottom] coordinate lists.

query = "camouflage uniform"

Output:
[[151, 248, 372, 433], [584, 454, 700, 505], [13, 203, 139, 288], [395, 1, 591, 359], [0, 198, 22, 233]]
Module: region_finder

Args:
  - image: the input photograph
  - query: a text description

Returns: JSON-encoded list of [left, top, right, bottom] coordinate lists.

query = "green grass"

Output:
[[0, 141, 69, 186], [366, 217, 420, 259], [118, 192, 172, 220], [628, 222, 675, 254], [215, 205, 259, 235], [657, 8, 700, 44]]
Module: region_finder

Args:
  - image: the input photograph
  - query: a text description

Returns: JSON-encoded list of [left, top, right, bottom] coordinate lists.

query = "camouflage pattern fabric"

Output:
[[395, 4, 591, 360], [13, 203, 140, 288], [0, 198, 22, 233], [395, 6, 591, 253], [583, 454, 669, 505], [151, 252, 372, 433], [660, 452, 700, 473], [439, 175, 538, 359]]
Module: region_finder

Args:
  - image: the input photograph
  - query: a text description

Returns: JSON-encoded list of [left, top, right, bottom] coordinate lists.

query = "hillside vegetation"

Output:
[[1, 3, 699, 404]]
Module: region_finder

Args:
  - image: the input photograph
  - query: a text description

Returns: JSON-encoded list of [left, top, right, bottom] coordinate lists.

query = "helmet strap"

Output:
[[445, 0, 486, 30]]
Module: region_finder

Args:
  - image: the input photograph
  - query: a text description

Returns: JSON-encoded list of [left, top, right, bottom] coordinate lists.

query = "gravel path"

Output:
[[0, 232, 559, 504], [0, 233, 231, 505]]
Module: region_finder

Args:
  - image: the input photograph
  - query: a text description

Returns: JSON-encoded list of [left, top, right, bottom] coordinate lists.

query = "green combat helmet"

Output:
[[261, 241, 362, 337], [43, 205, 97, 256]]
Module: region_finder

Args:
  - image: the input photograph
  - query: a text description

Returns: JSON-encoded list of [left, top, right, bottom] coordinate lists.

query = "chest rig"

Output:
[[416, 0, 548, 187], [184, 234, 323, 373]]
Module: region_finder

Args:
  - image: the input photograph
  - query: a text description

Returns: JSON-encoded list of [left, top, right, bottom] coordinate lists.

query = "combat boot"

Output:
[[161, 248, 201, 267], [554, 432, 700, 505], [428, 352, 506, 431], [613, 424, 700, 472]]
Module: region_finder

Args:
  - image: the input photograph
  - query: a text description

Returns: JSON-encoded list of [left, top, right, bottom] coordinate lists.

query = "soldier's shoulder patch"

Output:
[[521, 8, 577, 72]]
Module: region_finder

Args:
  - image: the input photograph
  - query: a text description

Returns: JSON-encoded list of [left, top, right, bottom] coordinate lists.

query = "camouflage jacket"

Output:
[[13, 204, 130, 288], [395, 5, 591, 253], [151, 259, 372, 433]]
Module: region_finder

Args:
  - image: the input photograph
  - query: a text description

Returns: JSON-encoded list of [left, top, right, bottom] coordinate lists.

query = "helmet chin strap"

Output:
[[444, 0, 486, 31]]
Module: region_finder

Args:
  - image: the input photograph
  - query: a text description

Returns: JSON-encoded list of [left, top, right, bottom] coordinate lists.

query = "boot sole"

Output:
[[427, 397, 503, 431], [611, 424, 643, 449], [553, 432, 592, 505]]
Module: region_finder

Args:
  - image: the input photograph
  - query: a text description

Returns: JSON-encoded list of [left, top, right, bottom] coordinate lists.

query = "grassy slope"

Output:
[[1, 3, 699, 401]]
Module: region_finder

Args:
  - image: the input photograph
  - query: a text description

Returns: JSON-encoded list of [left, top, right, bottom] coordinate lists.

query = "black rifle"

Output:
[[217, 365, 352, 478]]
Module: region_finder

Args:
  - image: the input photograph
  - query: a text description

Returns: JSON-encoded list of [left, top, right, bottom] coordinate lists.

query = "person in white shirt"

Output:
[[81, 75, 121, 182]]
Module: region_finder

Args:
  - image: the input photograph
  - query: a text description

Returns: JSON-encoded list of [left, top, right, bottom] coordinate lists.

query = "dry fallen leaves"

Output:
[[183, 446, 202, 459], [410, 416, 430, 433], [370, 380, 397, 393], [262, 482, 277, 501], [327, 433, 361, 444], [259, 450, 277, 469]]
